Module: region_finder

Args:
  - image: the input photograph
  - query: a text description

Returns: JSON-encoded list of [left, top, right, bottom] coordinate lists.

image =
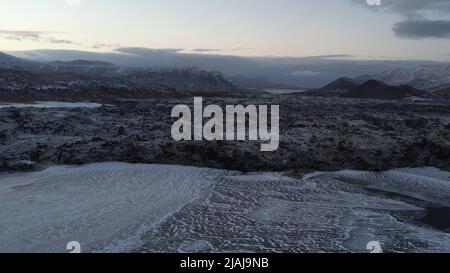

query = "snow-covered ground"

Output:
[[0, 163, 449, 253], [0, 163, 229, 253], [0, 101, 105, 109]]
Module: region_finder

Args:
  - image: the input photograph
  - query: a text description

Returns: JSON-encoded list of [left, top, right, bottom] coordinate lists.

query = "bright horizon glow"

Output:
[[1, 0, 450, 61]]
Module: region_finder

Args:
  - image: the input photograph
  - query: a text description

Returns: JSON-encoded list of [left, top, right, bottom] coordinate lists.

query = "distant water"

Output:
[[0, 101, 105, 109], [263, 88, 306, 95]]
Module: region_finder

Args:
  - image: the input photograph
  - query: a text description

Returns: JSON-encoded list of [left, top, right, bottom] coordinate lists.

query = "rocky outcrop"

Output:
[[1, 96, 449, 173], [0, 52, 241, 100], [342, 80, 426, 100], [302, 78, 427, 100]]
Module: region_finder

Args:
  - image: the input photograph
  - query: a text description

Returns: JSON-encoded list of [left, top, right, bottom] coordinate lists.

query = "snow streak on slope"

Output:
[[0, 163, 229, 253]]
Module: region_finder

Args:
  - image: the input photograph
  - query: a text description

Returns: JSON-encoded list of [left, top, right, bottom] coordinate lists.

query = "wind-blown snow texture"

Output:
[[0, 163, 228, 253], [0, 163, 449, 253]]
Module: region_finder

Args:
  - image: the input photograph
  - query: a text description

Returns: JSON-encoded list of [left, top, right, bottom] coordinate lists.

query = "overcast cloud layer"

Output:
[[354, 0, 450, 39], [10, 48, 442, 88], [393, 20, 450, 39], [0, 30, 77, 45]]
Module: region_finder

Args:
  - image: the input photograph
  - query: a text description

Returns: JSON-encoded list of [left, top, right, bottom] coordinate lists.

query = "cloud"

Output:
[[353, 0, 450, 18], [12, 48, 443, 88], [0, 29, 79, 45], [92, 43, 122, 49], [4, 35, 27, 41], [192, 48, 221, 53], [393, 20, 450, 39], [383, 0, 450, 17], [0, 30, 46, 41], [352, 0, 450, 39], [191, 47, 253, 53], [46, 37, 77, 44], [300, 54, 354, 60], [66, 0, 81, 6], [230, 47, 253, 51], [115, 47, 184, 56], [290, 70, 327, 77]]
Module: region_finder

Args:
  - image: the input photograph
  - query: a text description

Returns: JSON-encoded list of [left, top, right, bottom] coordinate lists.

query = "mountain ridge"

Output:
[[355, 64, 450, 91], [0, 52, 240, 99], [342, 79, 426, 100], [299, 78, 429, 100]]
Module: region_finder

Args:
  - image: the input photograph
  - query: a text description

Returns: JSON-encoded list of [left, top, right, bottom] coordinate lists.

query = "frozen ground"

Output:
[[0, 163, 229, 253], [1, 98, 449, 173], [0, 163, 449, 253]]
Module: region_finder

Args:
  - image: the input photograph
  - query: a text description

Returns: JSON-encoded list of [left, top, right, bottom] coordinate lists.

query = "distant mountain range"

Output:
[[0, 68, 187, 102], [2, 51, 450, 101], [342, 80, 425, 100], [0, 52, 37, 70], [0, 52, 240, 101], [227, 75, 304, 90], [13, 48, 447, 89], [355, 64, 450, 91], [299, 63, 450, 100], [302, 77, 429, 100]]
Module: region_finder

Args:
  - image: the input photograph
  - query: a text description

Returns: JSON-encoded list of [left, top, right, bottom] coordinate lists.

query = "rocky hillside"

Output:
[[1, 97, 449, 172], [119, 67, 240, 95], [0, 52, 240, 100], [0, 52, 38, 70], [0, 68, 186, 102], [431, 86, 450, 100], [355, 64, 450, 91], [301, 78, 427, 100], [342, 80, 425, 100], [302, 77, 357, 97]]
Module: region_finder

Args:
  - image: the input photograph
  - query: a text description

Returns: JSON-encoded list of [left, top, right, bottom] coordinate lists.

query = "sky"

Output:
[[1, 0, 450, 61]]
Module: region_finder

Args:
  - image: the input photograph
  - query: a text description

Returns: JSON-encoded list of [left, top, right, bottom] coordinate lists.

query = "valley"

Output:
[[1, 51, 450, 254]]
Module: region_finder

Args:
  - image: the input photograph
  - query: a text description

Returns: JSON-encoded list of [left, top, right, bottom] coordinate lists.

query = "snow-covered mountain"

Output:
[[40, 60, 119, 75], [120, 67, 239, 94], [0, 52, 240, 100], [0, 68, 187, 101], [356, 64, 450, 91], [0, 52, 38, 70]]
